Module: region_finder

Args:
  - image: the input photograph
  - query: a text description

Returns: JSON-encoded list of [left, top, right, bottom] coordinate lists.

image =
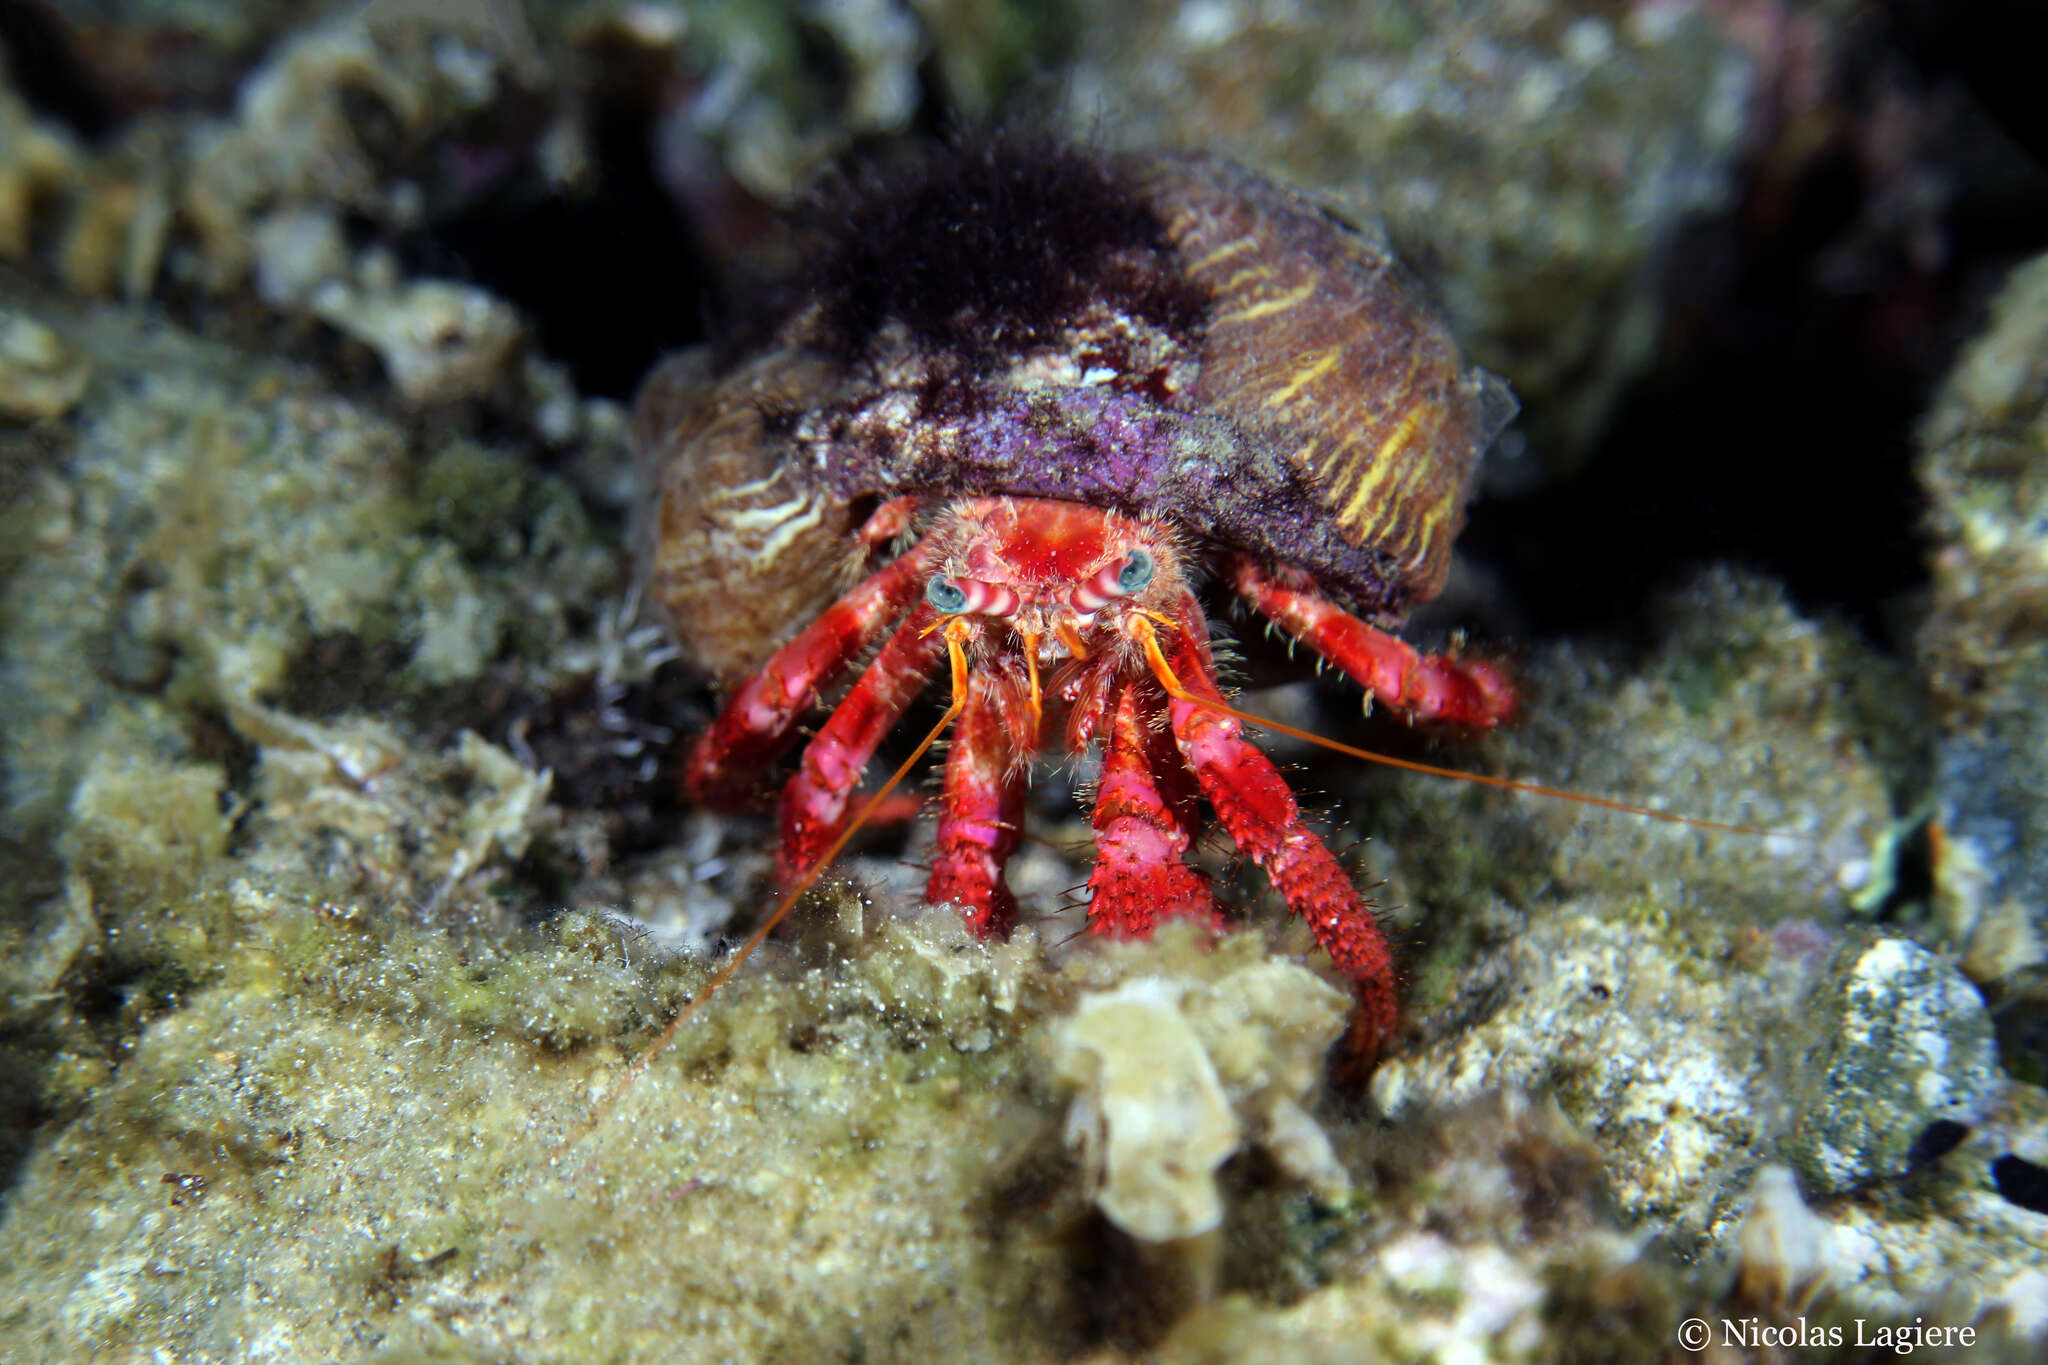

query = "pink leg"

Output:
[[1158, 600, 1401, 1057], [1228, 555, 1515, 729], [925, 669, 1030, 937], [774, 603, 944, 887], [1086, 678, 1218, 938], [686, 543, 933, 806], [857, 495, 918, 548]]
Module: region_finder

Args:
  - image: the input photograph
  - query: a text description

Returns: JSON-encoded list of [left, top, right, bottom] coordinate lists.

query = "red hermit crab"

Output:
[[634, 137, 1518, 1054]]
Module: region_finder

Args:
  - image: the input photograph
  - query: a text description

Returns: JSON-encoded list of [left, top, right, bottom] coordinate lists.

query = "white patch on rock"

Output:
[[1050, 958, 1352, 1242]]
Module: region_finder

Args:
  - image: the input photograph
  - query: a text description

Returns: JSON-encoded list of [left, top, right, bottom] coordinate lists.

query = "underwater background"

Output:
[[1, 1, 2045, 1360]]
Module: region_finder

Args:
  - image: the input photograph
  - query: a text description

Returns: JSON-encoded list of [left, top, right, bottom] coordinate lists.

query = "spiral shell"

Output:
[[635, 349, 859, 684]]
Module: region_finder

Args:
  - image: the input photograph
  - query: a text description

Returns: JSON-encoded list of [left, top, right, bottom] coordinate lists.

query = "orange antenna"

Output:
[[552, 620, 976, 1160], [1127, 616, 1800, 842]]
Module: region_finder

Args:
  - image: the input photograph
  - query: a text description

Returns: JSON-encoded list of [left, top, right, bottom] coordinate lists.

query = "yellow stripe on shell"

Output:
[[1336, 408, 1421, 530], [1189, 237, 1261, 272], [1213, 279, 1317, 325], [1358, 408, 1442, 558], [1264, 350, 1343, 409]]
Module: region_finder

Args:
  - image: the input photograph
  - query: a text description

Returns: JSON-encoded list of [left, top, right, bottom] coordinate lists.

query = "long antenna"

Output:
[[1128, 616, 1797, 841]]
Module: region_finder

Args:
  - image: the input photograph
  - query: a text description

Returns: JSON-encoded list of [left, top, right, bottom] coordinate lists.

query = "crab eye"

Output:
[[1071, 548, 1157, 612], [1116, 549, 1155, 594], [926, 576, 1022, 617]]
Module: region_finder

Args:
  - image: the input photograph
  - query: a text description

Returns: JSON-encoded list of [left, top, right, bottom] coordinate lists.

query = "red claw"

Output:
[[686, 545, 934, 806], [1230, 555, 1517, 729], [926, 669, 1030, 936], [1085, 678, 1218, 939]]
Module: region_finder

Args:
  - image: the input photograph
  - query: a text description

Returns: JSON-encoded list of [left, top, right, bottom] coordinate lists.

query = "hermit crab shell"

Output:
[[637, 143, 1514, 683]]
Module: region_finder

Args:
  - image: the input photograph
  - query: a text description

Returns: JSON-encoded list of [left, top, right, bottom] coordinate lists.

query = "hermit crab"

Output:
[[634, 137, 1520, 1055]]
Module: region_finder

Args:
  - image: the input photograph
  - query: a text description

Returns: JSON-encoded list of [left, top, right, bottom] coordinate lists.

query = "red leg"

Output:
[[1086, 677, 1218, 938], [1228, 555, 1515, 729], [925, 669, 1030, 937], [857, 495, 918, 548], [774, 603, 944, 887], [1157, 601, 1402, 1057], [686, 542, 933, 806]]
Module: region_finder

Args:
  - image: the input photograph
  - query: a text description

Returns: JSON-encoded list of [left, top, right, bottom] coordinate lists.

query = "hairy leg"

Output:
[[774, 603, 943, 887], [1228, 555, 1515, 729], [686, 542, 933, 806], [1086, 677, 1218, 938], [925, 668, 1030, 937], [1154, 600, 1402, 1056]]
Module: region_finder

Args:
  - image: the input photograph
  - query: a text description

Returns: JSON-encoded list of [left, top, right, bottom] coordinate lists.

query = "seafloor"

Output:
[[1, 3, 2045, 1363]]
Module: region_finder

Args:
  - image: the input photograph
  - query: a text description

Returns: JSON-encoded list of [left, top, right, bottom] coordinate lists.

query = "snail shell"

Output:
[[635, 140, 1513, 683]]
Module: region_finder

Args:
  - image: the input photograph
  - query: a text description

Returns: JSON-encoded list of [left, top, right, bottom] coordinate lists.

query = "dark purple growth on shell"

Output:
[[802, 134, 1208, 367]]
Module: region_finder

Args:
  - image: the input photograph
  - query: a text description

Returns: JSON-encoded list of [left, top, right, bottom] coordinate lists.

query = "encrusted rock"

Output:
[[0, 309, 92, 420], [1918, 252, 2048, 987], [311, 273, 523, 406], [1787, 937, 1999, 1194]]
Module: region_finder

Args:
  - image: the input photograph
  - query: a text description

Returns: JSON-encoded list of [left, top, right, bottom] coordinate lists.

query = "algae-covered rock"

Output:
[[309, 273, 524, 407], [0, 292, 613, 840], [1787, 937, 1999, 1195], [0, 308, 92, 420], [1919, 252, 2048, 1002], [1357, 568, 1921, 1245], [1372, 908, 1791, 1234]]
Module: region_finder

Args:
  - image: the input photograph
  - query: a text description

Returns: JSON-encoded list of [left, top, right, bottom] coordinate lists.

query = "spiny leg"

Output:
[[1149, 601, 1402, 1056], [686, 541, 934, 806], [1228, 555, 1515, 729], [1085, 676, 1218, 939], [925, 668, 1030, 937], [775, 602, 943, 887]]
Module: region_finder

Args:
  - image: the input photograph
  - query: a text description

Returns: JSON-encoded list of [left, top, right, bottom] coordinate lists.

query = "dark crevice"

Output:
[[1990, 1152, 2048, 1214], [0, 0, 115, 139], [1461, 15, 2048, 651], [402, 98, 716, 398]]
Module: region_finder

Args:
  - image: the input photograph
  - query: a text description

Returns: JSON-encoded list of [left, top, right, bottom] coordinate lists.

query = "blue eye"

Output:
[[1117, 550, 1155, 594], [926, 576, 969, 613]]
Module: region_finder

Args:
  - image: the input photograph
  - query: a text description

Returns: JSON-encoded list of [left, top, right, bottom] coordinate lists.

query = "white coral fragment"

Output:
[[1050, 957, 1352, 1242], [1735, 1165, 1834, 1307], [1055, 977, 1238, 1241], [312, 275, 522, 406], [0, 309, 92, 420]]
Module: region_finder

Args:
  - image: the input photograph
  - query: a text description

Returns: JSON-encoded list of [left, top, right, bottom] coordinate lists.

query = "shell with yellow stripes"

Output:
[[637, 137, 1513, 686]]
